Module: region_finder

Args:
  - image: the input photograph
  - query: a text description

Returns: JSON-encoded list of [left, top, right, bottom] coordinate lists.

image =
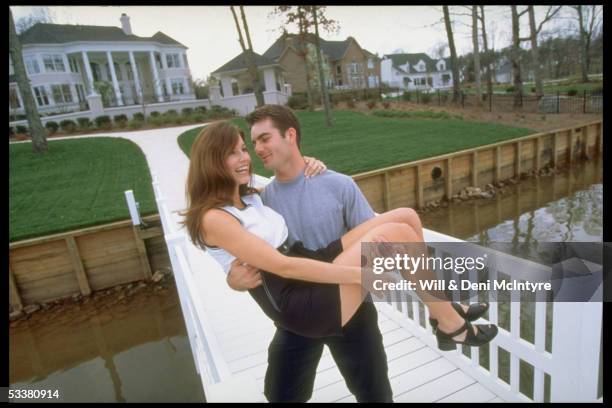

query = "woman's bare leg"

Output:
[[334, 222, 480, 341], [341, 208, 423, 251]]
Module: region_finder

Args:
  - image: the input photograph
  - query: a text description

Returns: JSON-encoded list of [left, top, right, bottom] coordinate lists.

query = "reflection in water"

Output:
[[9, 284, 205, 402], [420, 157, 603, 245]]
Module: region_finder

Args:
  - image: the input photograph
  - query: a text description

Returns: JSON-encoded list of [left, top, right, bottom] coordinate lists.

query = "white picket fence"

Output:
[[132, 175, 602, 403]]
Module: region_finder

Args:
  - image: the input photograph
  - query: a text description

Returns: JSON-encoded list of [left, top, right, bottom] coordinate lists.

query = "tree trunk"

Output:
[[472, 6, 482, 106], [479, 6, 493, 100], [443, 6, 461, 104], [240, 6, 265, 106], [576, 6, 589, 82], [297, 8, 315, 111], [528, 6, 544, 98], [511, 6, 524, 108], [312, 7, 332, 127], [9, 9, 47, 154]]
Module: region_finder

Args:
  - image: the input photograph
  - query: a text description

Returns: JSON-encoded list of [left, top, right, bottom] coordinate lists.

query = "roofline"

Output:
[[20, 40, 188, 50]]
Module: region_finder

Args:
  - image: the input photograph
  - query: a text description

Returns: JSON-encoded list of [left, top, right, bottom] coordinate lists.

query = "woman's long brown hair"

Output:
[[179, 121, 257, 249]]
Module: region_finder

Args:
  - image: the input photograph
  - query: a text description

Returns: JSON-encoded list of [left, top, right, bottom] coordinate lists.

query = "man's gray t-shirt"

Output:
[[261, 169, 374, 250]]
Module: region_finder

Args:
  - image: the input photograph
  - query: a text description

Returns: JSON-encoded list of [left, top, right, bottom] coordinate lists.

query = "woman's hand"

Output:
[[303, 156, 327, 178]]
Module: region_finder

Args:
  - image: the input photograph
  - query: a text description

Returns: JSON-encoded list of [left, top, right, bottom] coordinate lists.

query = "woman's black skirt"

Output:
[[248, 238, 344, 338]]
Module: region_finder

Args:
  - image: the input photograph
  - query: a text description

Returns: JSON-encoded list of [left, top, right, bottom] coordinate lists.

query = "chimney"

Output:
[[120, 13, 133, 35]]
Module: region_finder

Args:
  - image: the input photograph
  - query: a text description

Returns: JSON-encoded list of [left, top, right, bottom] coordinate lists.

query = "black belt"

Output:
[[277, 238, 291, 255]]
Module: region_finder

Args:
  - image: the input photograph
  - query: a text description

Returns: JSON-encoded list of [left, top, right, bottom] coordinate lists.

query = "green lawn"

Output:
[[177, 110, 535, 177], [9, 138, 157, 242]]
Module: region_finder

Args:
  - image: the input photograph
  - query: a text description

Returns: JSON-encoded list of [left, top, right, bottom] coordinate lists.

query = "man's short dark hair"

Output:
[[245, 105, 301, 148]]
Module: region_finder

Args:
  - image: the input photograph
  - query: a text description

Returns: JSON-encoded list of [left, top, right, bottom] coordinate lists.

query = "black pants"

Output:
[[264, 293, 393, 402]]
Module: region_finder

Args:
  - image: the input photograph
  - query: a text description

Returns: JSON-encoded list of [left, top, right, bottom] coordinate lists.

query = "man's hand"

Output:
[[227, 259, 262, 291]]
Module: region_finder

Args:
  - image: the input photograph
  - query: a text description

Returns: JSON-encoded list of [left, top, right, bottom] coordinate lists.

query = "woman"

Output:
[[181, 121, 497, 350]]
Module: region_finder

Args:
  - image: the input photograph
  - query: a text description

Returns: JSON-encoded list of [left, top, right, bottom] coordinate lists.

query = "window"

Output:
[[183, 54, 189, 68], [347, 62, 362, 75], [125, 62, 134, 80], [368, 58, 374, 69], [427, 77, 433, 87], [166, 53, 181, 68], [437, 61, 445, 71], [43, 54, 66, 73], [51, 84, 73, 104], [155, 54, 163, 70], [75, 84, 86, 103], [114, 63, 123, 80], [24, 56, 41, 75], [69, 58, 79, 73], [442, 74, 450, 84], [171, 78, 184, 95], [90, 63, 101, 82], [9, 87, 21, 109], [33, 86, 50, 106], [336, 65, 342, 74]]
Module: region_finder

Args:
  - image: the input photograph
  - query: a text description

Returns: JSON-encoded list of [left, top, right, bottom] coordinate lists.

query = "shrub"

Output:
[[382, 101, 390, 109], [209, 105, 234, 119], [192, 113, 206, 123], [94, 115, 112, 130], [402, 91, 411, 101], [9, 126, 15, 137], [128, 119, 144, 130], [173, 115, 186, 125], [149, 111, 161, 118], [531, 87, 536, 93], [16, 125, 29, 134], [195, 106, 207, 114], [440, 92, 449, 103], [506, 86, 515, 93], [113, 114, 128, 128], [288, 94, 309, 110], [77, 117, 92, 130], [346, 98, 356, 108], [182, 107, 194, 116], [133, 112, 145, 121], [166, 109, 178, 116], [148, 116, 165, 127], [421, 93, 432, 104], [366, 100, 377, 110], [59, 119, 77, 133], [567, 89, 578, 96], [45, 121, 59, 135]]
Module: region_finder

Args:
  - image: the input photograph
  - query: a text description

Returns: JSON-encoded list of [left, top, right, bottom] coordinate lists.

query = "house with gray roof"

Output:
[[381, 52, 454, 91], [9, 14, 201, 121], [212, 33, 382, 95]]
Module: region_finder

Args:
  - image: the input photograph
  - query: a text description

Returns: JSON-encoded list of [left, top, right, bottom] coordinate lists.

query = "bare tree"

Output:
[[510, 6, 526, 108], [14, 6, 55, 34], [311, 6, 333, 127], [572, 5, 602, 82], [9, 8, 47, 154], [477, 6, 493, 101], [471, 6, 482, 106], [230, 6, 264, 107], [443, 6, 461, 103], [525, 6, 563, 97]]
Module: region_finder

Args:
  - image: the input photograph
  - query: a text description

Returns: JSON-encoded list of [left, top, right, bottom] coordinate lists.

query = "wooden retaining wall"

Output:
[[353, 120, 603, 213], [9, 215, 169, 311]]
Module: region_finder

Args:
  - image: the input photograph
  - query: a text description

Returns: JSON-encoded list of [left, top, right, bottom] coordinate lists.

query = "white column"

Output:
[[221, 76, 234, 97], [161, 53, 173, 99], [129, 51, 143, 103], [106, 51, 123, 106], [81, 51, 97, 95], [62, 53, 71, 74], [183, 77, 190, 96], [263, 68, 276, 92], [148, 51, 163, 102], [69, 84, 78, 106]]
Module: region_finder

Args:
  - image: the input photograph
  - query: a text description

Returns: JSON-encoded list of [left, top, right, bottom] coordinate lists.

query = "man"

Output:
[[226, 105, 393, 402]]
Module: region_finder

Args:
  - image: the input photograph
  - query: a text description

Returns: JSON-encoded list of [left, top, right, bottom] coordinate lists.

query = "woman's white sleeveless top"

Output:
[[205, 193, 289, 274]]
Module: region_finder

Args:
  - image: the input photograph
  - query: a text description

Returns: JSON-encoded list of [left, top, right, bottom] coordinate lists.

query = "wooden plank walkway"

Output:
[[185, 241, 508, 403]]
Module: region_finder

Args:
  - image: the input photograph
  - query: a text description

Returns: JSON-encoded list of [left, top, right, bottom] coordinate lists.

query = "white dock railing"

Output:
[[142, 176, 602, 403], [378, 229, 603, 403]]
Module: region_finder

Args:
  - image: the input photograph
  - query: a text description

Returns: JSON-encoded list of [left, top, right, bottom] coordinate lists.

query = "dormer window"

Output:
[[437, 61, 446, 71]]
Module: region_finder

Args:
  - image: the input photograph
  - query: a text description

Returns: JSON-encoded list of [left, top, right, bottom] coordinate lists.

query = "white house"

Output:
[[381, 53, 453, 92], [9, 14, 202, 122]]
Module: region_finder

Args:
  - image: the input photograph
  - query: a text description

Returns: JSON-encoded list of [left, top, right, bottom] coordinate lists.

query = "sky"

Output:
[[10, 5, 583, 81]]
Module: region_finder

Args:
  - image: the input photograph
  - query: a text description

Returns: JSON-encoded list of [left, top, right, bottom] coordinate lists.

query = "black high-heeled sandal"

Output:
[[429, 301, 489, 330], [434, 319, 498, 351]]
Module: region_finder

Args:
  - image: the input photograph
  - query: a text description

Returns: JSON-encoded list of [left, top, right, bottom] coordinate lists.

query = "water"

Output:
[[9, 283, 205, 402], [419, 157, 603, 401]]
